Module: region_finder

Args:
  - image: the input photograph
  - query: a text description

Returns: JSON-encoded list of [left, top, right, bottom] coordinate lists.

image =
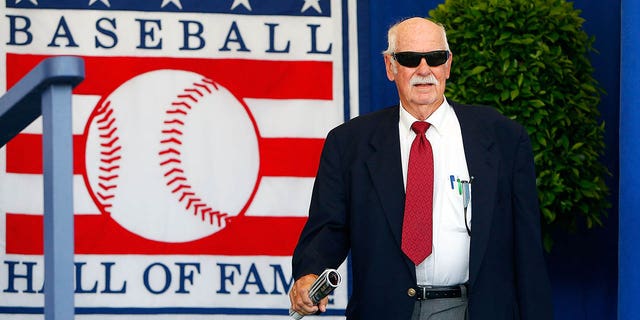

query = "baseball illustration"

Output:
[[83, 70, 260, 243]]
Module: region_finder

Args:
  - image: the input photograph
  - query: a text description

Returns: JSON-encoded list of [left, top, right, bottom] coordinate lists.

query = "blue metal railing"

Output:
[[0, 56, 85, 320]]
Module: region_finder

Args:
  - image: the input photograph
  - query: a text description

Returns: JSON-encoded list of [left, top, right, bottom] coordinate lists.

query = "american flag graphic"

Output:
[[1, 0, 355, 317]]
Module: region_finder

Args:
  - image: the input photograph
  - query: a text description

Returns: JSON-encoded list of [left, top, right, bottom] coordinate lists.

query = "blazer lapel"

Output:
[[365, 107, 407, 255], [452, 102, 499, 289], [365, 107, 423, 277]]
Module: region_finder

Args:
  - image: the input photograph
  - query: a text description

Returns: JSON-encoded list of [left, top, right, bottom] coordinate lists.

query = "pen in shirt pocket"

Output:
[[461, 176, 473, 209], [449, 175, 473, 198], [461, 176, 474, 236]]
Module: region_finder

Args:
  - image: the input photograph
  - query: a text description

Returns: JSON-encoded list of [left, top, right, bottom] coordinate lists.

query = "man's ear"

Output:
[[384, 54, 396, 81], [445, 52, 453, 79]]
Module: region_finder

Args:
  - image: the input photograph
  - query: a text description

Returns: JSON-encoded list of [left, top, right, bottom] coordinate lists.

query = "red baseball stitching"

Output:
[[159, 78, 229, 228], [95, 100, 121, 214]]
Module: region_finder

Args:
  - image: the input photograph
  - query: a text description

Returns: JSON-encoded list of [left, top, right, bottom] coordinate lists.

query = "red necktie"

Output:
[[402, 121, 433, 265]]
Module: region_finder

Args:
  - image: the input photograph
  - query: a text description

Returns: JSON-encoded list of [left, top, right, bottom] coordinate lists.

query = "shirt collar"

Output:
[[399, 98, 451, 137]]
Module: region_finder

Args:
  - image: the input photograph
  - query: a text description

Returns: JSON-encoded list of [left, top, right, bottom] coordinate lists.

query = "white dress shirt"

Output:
[[399, 99, 471, 286]]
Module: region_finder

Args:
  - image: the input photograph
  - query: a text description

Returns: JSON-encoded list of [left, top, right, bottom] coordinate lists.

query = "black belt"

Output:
[[407, 284, 467, 300]]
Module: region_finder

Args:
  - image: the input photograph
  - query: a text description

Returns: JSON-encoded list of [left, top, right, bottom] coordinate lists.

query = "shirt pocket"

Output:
[[444, 175, 471, 234]]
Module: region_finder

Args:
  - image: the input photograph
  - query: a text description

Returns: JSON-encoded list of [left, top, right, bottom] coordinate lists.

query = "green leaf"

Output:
[[510, 88, 520, 100], [517, 73, 524, 87], [530, 99, 546, 107], [469, 66, 487, 76], [501, 90, 510, 101], [571, 142, 584, 150]]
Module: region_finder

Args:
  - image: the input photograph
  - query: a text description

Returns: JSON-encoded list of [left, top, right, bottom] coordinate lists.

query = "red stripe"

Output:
[[6, 133, 86, 174], [6, 134, 322, 177], [6, 213, 306, 255], [260, 138, 324, 177], [7, 53, 333, 100]]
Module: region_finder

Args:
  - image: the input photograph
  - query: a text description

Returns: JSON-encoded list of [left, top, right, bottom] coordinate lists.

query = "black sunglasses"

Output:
[[392, 50, 450, 68]]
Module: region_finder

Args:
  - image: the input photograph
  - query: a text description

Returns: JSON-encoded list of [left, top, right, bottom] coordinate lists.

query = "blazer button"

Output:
[[407, 288, 416, 297]]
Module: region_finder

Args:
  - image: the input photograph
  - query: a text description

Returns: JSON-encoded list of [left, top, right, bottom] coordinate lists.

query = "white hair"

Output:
[[382, 18, 451, 63]]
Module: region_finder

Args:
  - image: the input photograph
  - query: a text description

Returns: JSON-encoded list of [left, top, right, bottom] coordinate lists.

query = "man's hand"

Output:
[[289, 274, 329, 315]]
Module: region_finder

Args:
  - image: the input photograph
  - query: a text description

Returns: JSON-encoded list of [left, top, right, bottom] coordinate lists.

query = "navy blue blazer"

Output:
[[292, 101, 553, 319]]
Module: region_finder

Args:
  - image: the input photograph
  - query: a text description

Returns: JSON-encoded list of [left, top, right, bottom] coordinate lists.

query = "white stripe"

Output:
[[348, 0, 360, 120], [245, 177, 314, 217], [21, 95, 101, 134], [0, 173, 99, 214], [245, 98, 341, 138], [0, 174, 314, 217]]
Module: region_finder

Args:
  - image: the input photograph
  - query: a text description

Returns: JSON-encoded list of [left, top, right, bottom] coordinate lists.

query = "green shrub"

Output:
[[429, 0, 610, 251]]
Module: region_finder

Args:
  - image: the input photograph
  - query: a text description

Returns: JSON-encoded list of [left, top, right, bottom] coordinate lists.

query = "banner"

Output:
[[0, 0, 356, 318]]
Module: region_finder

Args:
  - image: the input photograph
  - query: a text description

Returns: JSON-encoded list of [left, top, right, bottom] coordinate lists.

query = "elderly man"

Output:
[[289, 17, 553, 320]]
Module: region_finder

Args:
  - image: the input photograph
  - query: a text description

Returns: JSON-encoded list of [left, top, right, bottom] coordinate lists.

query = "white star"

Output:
[[15, 0, 38, 5], [231, 0, 252, 11], [88, 0, 110, 7], [161, 0, 182, 10], [301, 0, 321, 13]]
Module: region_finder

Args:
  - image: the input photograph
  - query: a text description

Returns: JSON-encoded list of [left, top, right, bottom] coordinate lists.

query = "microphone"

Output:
[[289, 269, 342, 320]]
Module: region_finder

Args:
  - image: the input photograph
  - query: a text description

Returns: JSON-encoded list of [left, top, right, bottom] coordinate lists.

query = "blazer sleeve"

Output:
[[291, 127, 351, 280], [512, 125, 554, 319]]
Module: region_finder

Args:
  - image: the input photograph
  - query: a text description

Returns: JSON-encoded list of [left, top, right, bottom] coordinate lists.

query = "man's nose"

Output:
[[415, 57, 431, 73]]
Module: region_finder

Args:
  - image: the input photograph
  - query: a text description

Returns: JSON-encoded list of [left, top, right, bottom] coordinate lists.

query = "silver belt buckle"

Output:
[[414, 285, 432, 300]]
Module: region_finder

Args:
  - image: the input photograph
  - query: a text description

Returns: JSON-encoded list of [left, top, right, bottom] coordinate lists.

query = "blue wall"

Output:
[[358, 1, 620, 319], [619, 0, 640, 318]]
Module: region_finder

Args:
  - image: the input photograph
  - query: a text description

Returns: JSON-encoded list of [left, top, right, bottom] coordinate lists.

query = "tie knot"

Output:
[[411, 121, 430, 135]]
